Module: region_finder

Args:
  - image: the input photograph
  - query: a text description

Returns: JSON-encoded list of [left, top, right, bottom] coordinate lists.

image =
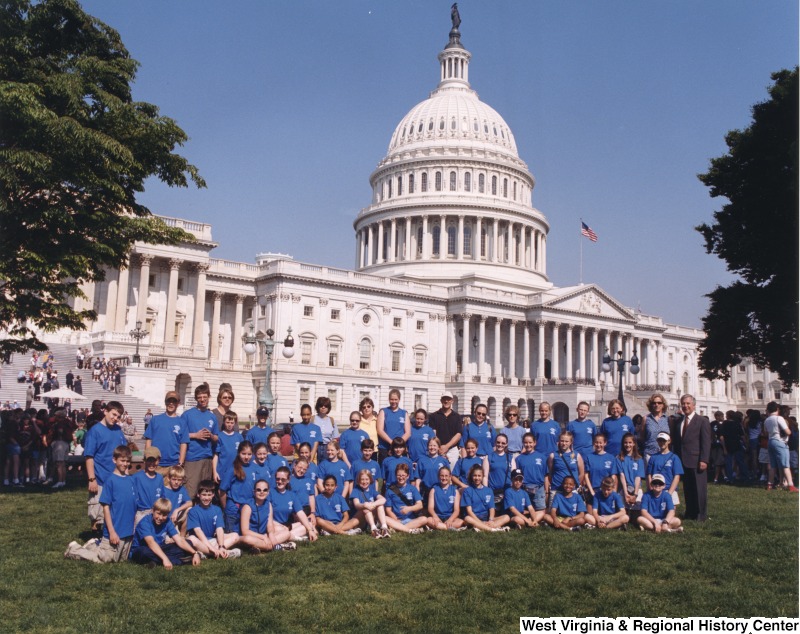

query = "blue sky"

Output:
[[80, 0, 798, 328]]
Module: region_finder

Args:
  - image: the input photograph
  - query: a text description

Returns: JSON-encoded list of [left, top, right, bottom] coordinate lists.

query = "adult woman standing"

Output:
[[313, 397, 339, 464], [600, 399, 634, 457], [213, 386, 236, 431], [641, 393, 670, 466], [359, 398, 379, 447], [376, 389, 411, 464]]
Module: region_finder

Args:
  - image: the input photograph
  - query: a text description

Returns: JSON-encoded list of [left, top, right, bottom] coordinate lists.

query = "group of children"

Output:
[[64, 404, 688, 568]]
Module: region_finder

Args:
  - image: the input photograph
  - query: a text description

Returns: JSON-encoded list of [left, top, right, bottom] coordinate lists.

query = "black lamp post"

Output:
[[601, 348, 639, 409], [129, 320, 147, 365], [242, 323, 295, 420]]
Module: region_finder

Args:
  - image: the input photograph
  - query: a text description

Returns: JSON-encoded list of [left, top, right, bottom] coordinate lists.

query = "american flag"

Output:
[[581, 221, 598, 242]]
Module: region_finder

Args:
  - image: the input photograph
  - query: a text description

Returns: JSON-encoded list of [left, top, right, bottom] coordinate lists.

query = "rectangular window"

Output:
[[391, 350, 401, 372], [246, 307, 254, 320], [414, 393, 423, 410], [756, 389, 764, 400], [148, 274, 156, 288], [416, 320, 425, 332], [328, 389, 337, 413], [359, 390, 371, 402], [303, 305, 314, 318], [301, 340, 312, 365], [415, 351, 424, 374], [328, 343, 339, 367], [738, 386, 746, 399], [359, 340, 371, 370], [299, 387, 310, 411], [421, 173, 428, 192], [177, 278, 184, 291], [774, 389, 782, 399], [330, 309, 340, 321], [393, 317, 402, 328], [259, 305, 266, 316]]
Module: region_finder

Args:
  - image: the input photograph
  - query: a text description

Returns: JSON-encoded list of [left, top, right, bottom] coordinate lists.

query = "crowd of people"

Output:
[[50, 383, 797, 569]]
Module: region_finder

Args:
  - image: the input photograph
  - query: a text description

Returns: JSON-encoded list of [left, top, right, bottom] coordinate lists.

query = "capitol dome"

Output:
[[353, 23, 551, 293]]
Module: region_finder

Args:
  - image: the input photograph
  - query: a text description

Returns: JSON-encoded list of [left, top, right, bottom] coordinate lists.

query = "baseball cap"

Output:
[[257, 406, 270, 418], [164, 391, 180, 403], [511, 468, 524, 480], [650, 473, 666, 485], [656, 432, 671, 442], [441, 391, 454, 400], [144, 446, 161, 460]]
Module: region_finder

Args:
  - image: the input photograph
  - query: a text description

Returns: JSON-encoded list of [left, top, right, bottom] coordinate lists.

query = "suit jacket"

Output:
[[671, 413, 711, 469]]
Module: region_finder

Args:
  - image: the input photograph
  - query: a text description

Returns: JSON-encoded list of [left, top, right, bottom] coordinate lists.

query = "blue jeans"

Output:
[[724, 450, 749, 481]]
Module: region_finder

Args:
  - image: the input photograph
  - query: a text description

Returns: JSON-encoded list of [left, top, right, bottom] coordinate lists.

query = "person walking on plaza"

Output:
[[429, 392, 462, 469], [670, 395, 711, 522]]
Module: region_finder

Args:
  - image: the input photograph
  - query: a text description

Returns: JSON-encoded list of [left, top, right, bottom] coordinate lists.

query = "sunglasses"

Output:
[[350, 419, 360, 423], [274, 477, 288, 482], [254, 487, 269, 493]]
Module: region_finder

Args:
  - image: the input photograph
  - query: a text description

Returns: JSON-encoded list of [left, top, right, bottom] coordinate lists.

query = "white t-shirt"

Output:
[[764, 415, 789, 443]]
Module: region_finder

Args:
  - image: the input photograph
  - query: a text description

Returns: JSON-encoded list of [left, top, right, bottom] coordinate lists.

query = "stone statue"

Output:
[[451, 3, 461, 30]]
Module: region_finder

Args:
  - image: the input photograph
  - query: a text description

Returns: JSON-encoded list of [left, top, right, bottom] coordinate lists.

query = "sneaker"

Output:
[[408, 527, 425, 535], [760, 475, 767, 482], [473, 527, 482, 532], [639, 525, 645, 532], [64, 541, 80, 559], [13, 480, 22, 487], [371, 528, 382, 539], [380, 527, 391, 538], [228, 548, 242, 559], [767, 483, 774, 490], [248, 547, 262, 555], [662, 527, 673, 533], [673, 526, 684, 533], [295, 535, 309, 542], [274, 541, 297, 551], [787, 486, 799, 493], [584, 523, 596, 530], [345, 528, 362, 536], [570, 526, 582, 532], [52, 482, 66, 489], [3, 480, 8, 486], [498, 526, 511, 532]]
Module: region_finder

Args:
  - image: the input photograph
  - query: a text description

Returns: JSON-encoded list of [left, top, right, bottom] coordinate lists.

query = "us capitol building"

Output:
[[57, 21, 788, 422]]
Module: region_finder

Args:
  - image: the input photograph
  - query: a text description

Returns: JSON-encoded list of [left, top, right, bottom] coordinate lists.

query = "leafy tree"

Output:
[[696, 68, 798, 389], [0, 0, 205, 356]]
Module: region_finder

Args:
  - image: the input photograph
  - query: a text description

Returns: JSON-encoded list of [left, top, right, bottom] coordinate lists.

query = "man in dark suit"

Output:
[[671, 394, 711, 521]]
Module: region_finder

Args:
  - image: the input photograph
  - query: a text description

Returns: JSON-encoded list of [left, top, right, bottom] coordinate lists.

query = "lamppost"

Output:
[[242, 323, 294, 420], [129, 321, 147, 365], [601, 348, 639, 410]]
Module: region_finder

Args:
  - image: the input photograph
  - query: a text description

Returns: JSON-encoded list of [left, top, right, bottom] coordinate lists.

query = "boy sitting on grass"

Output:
[[585, 476, 629, 530], [130, 498, 202, 568], [637, 473, 683, 533]]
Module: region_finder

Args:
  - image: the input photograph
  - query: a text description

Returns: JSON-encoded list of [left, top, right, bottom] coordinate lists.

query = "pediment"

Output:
[[540, 285, 635, 321]]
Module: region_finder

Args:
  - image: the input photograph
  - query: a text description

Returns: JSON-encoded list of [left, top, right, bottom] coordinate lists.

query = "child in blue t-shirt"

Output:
[[544, 476, 587, 531], [315, 475, 361, 536], [297, 443, 320, 482], [290, 404, 322, 459], [186, 479, 241, 558], [272, 466, 317, 542], [384, 463, 428, 534], [613, 433, 645, 510], [290, 458, 317, 517], [213, 412, 244, 485], [162, 465, 193, 531], [350, 439, 381, 488], [452, 438, 488, 489], [130, 498, 202, 568], [646, 432, 684, 507], [407, 409, 436, 463], [317, 440, 353, 497], [460, 465, 510, 532], [339, 411, 371, 467], [382, 437, 413, 489], [266, 432, 289, 475], [426, 466, 465, 531], [638, 474, 683, 533], [582, 433, 617, 500], [502, 468, 539, 529], [414, 437, 450, 499], [585, 476, 630, 530], [132, 447, 166, 526], [513, 433, 548, 513], [350, 469, 389, 538]]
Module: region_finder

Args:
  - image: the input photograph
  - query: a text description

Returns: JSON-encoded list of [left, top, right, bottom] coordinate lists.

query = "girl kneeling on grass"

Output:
[[350, 469, 390, 538], [384, 463, 429, 534], [186, 480, 241, 559], [239, 480, 297, 553], [315, 475, 362, 535], [460, 465, 510, 532], [544, 475, 587, 531], [427, 466, 464, 531]]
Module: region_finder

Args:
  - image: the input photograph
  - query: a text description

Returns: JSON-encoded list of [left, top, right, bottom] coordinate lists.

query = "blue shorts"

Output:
[[525, 484, 546, 510], [768, 439, 790, 469], [6, 444, 21, 456]]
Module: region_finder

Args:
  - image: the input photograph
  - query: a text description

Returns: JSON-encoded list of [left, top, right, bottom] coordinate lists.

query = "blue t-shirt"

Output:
[[600, 416, 634, 456], [270, 488, 300, 524], [244, 500, 271, 534], [382, 455, 413, 487], [431, 483, 458, 520], [408, 425, 436, 463], [132, 470, 165, 511], [187, 503, 224, 538], [503, 486, 532, 514], [350, 483, 381, 505], [350, 459, 381, 483], [452, 455, 483, 484], [414, 455, 450, 489], [460, 421, 497, 457], [584, 452, 616, 489], [318, 459, 352, 495], [566, 419, 597, 459], [385, 482, 422, 521], [84, 422, 127, 486], [266, 453, 289, 481], [289, 474, 316, 507], [245, 425, 273, 447], [315, 492, 349, 522], [460, 484, 494, 520], [290, 422, 323, 447], [641, 490, 674, 520], [250, 460, 272, 488], [215, 431, 244, 474], [487, 451, 512, 490], [182, 407, 219, 462], [379, 407, 407, 450], [340, 428, 371, 465], [99, 472, 137, 540], [502, 425, 526, 454], [143, 414, 189, 466], [646, 452, 684, 486], [514, 451, 548, 487], [220, 462, 257, 514], [592, 490, 626, 515], [549, 451, 581, 491], [163, 485, 190, 512], [613, 455, 645, 489], [131, 515, 178, 553], [552, 491, 587, 518], [532, 420, 561, 457]]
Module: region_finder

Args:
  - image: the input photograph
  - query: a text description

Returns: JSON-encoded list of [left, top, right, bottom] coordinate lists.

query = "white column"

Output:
[[389, 219, 396, 262], [655, 341, 662, 385], [461, 314, 471, 375], [578, 326, 586, 380], [565, 325, 573, 380], [474, 217, 482, 261], [508, 320, 517, 379], [493, 318, 501, 378], [591, 329, 599, 380], [505, 222, 513, 263], [493, 218, 500, 262], [525, 227, 532, 268], [522, 321, 531, 381], [164, 258, 181, 343], [477, 315, 486, 377], [551, 322, 560, 380], [422, 216, 429, 260], [136, 255, 152, 326], [192, 263, 208, 352], [358, 230, 364, 268], [448, 315, 457, 375], [104, 274, 118, 331], [377, 222, 384, 264], [210, 292, 223, 360], [457, 215, 464, 260], [114, 260, 130, 332], [367, 225, 374, 265], [233, 295, 245, 362], [405, 217, 412, 261], [541, 234, 547, 275], [439, 215, 446, 258], [536, 320, 546, 381]]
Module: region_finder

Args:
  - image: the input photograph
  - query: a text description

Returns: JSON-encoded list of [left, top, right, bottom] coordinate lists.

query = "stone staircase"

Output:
[[0, 342, 162, 437]]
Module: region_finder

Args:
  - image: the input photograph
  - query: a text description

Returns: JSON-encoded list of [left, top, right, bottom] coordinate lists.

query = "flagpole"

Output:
[[579, 218, 583, 285]]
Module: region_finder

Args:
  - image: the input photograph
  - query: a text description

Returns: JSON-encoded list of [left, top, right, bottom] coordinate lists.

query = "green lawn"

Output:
[[0, 482, 796, 633]]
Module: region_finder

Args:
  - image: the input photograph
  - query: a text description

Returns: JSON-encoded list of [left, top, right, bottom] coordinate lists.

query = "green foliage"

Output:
[[0, 483, 796, 632], [0, 0, 205, 354], [696, 68, 799, 389]]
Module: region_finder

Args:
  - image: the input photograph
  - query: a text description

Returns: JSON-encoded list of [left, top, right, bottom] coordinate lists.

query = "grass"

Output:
[[0, 481, 797, 633]]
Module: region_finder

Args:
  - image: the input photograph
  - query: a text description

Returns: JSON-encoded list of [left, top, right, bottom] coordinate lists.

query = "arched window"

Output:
[[388, 179, 392, 198], [464, 172, 471, 191], [435, 171, 442, 191], [432, 226, 441, 255], [463, 226, 472, 256], [478, 174, 485, 193], [421, 172, 428, 192], [447, 226, 456, 255], [439, 118, 445, 131], [513, 181, 517, 200], [418, 121, 423, 133], [491, 175, 497, 195], [397, 176, 403, 196], [449, 171, 457, 191], [480, 228, 487, 257], [408, 173, 415, 194], [450, 118, 456, 131], [503, 178, 508, 197], [417, 226, 423, 255], [359, 338, 372, 370]]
